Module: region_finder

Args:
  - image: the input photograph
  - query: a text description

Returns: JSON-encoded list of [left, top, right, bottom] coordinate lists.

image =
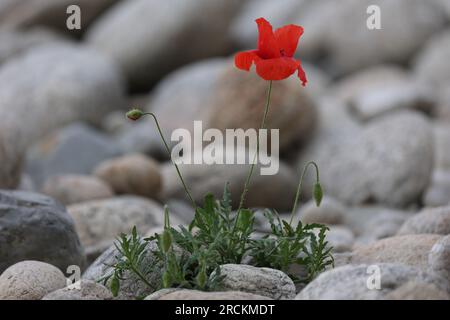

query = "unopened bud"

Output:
[[126, 108, 144, 121], [313, 182, 323, 207]]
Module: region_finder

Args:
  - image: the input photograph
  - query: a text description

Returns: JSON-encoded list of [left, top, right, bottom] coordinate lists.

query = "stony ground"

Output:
[[1, 0, 450, 300]]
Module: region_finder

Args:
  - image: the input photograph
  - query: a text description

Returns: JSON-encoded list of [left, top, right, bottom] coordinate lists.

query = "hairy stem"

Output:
[[141, 112, 197, 209], [233, 80, 273, 232], [289, 161, 320, 226]]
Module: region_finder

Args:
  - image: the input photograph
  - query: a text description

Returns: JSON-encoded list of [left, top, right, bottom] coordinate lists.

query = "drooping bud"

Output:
[[313, 182, 323, 207], [126, 108, 144, 121]]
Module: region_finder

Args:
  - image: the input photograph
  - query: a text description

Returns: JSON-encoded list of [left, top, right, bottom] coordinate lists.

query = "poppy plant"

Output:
[[235, 17, 307, 86]]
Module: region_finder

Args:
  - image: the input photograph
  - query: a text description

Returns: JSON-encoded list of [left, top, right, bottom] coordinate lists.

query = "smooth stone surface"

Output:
[[385, 281, 450, 300], [299, 197, 346, 225], [154, 289, 272, 300], [428, 235, 450, 281], [0, 190, 85, 273], [397, 206, 450, 235], [42, 280, 113, 300]]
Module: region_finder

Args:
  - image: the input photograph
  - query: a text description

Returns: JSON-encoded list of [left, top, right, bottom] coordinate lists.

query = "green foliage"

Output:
[[105, 184, 334, 298]]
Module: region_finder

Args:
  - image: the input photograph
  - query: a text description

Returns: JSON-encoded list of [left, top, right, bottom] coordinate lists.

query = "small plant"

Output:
[[104, 17, 334, 298]]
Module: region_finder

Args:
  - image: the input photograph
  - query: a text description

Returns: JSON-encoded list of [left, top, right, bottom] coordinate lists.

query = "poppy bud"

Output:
[[162, 270, 171, 288], [313, 182, 323, 207], [126, 108, 144, 121]]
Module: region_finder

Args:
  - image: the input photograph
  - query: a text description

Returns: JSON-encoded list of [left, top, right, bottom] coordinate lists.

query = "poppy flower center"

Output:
[[280, 49, 286, 57]]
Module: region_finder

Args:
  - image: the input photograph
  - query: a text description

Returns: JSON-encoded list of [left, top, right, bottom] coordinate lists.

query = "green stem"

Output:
[[233, 80, 273, 232], [141, 112, 197, 210], [289, 161, 320, 226]]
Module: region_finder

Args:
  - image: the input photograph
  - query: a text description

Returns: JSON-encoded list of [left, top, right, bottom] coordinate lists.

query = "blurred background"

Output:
[[1, 0, 450, 261]]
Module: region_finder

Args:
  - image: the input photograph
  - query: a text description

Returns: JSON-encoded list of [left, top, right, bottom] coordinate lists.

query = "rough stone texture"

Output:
[[0, 43, 125, 188], [207, 63, 317, 150], [154, 289, 272, 300], [42, 280, 113, 300], [385, 281, 450, 300], [86, 0, 241, 90], [296, 263, 448, 300], [161, 157, 298, 212], [349, 235, 442, 270], [41, 174, 114, 205], [298, 110, 434, 207], [299, 197, 346, 225], [0, 190, 85, 273], [82, 241, 163, 300], [93, 154, 162, 198], [67, 196, 165, 249], [0, 0, 120, 36], [25, 122, 123, 187], [0, 261, 66, 300], [397, 206, 450, 236], [212, 264, 296, 300], [428, 235, 450, 282]]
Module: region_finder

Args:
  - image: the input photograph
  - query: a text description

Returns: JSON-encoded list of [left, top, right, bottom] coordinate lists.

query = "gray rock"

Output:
[[0, 43, 125, 188], [295, 0, 446, 75], [433, 124, 450, 170], [42, 280, 113, 300], [296, 263, 448, 300], [428, 235, 450, 282], [326, 226, 355, 253], [86, 0, 241, 90], [385, 281, 450, 300], [67, 196, 165, 250], [0, 0, 120, 36], [359, 210, 410, 242], [93, 154, 161, 199], [298, 111, 434, 207], [41, 174, 114, 205], [151, 289, 272, 300], [161, 157, 298, 212], [414, 29, 450, 90], [212, 264, 296, 300], [25, 122, 123, 187], [423, 170, 450, 207], [0, 190, 85, 273], [299, 197, 346, 225], [397, 206, 450, 235], [82, 241, 162, 300], [0, 261, 66, 300], [349, 234, 442, 270]]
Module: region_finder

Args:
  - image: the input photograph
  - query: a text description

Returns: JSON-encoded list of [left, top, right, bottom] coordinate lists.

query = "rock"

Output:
[[67, 196, 165, 251], [397, 206, 450, 235], [423, 170, 450, 207], [433, 124, 450, 170], [0, 43, 125, 188], [93, 154, 162, 198], [25, 122, 123, 187], [0, 190, 85, 273], [359, 210, 410, 242], [299, 197, 346, 225], [296, 0, 446, 75], [298, 110, 434, 207], [349, 234, 442, 270], [83, 241, 162, 300], [414, 29, 450, 91], [0, 261, 66, 300], [151, 289, 272, 300], [41, 174, 114, 205], [0, 0, 120, 36], [161, 158, 298, 211], [326, 226, 355, 253], [348, 82, 435, 122], [296, 263, 447, 300], [42, 280, 112, 300], [207, 62, 317, 150], [428, 235, 450, 282], [212, 264, 295, 300], [0, 28, 67, 65], [86, 0, 241, 90], [385, 281, 450, 300]]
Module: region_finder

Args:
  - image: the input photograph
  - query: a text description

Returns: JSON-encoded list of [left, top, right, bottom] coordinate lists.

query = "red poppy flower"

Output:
[[235, 17, 307, 86]]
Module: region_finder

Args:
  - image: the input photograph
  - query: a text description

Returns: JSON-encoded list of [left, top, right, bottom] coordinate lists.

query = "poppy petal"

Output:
[[274, 24, 304, 57], [297, 61, 307, 87], [256, 17, 280, 59], [255, 57, 300, 81], [235, 50, 261, 71]]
